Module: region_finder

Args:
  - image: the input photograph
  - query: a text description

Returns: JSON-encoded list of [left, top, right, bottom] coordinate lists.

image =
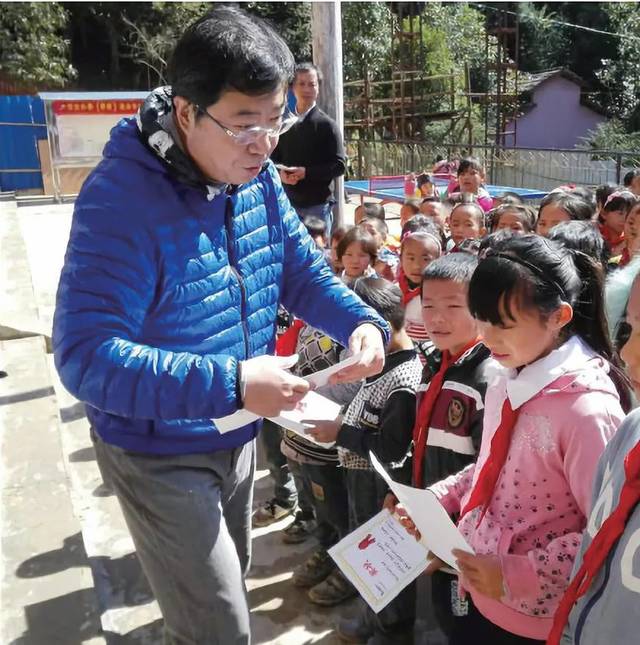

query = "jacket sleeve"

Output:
[[337, 389, 416, 466], [428, 463, 476, 515], [499, 394, 623, 605], [303, 119, 346, 183], [53, 187, 241, 421], [271, 164, 390, 347]]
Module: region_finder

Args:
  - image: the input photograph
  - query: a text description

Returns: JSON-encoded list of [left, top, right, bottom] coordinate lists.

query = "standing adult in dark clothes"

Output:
[[271, 63, 346, 233]]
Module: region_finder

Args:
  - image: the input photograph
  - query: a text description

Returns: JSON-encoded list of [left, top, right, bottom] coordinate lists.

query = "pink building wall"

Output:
[[505, 76, 607, 149]]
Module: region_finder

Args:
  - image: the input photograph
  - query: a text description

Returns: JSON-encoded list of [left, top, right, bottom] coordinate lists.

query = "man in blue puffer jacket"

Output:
[[53, 7, 389, 644]]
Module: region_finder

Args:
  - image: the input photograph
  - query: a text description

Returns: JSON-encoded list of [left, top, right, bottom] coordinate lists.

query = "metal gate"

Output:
[[0, 95, 46, 192]]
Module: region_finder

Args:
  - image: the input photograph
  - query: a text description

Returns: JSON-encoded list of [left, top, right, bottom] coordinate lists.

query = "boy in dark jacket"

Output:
[[395, 253, 493, 642], [308, 277, 423, 644]]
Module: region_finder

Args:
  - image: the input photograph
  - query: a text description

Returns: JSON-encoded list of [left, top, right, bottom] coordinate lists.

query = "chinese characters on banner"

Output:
[[52, 100, 143, 116]]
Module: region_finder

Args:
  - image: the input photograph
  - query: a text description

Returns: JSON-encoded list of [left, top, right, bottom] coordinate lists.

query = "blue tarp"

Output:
[[0, 95, 46, 191]]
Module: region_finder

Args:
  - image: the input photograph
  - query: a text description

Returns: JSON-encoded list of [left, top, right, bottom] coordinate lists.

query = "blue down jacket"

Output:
[[53, 118, 389, 455]]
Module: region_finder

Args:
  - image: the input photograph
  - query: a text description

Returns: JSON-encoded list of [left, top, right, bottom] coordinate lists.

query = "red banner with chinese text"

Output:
[[52, 100, 143, 116]]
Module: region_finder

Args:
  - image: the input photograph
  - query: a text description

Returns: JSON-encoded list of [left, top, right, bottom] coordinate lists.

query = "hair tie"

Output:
[[488, 251, 567, 299], [604, 190, 637, 208], [401, 230, 442, 251]]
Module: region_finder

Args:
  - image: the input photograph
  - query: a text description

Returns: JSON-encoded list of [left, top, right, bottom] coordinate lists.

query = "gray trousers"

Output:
[[93, 430, 255, 645]]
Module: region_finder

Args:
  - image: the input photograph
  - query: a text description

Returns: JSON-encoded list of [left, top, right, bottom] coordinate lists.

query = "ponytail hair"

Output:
[[469, 234, 632, 409]]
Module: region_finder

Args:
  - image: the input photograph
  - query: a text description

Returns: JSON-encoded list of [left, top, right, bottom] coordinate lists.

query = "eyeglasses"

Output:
[[196, 106, 298, 146]]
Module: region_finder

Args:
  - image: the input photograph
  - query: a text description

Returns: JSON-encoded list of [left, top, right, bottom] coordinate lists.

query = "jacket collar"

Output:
[[136, 86, 228, 200], [505, 335, 597, 409]]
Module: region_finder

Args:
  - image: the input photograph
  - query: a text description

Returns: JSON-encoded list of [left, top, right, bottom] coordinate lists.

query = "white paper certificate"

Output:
[[328, 509, 429, 613], [369, 452, 473, 571]]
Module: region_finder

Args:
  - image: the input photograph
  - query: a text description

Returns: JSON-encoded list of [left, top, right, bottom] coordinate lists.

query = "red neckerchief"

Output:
[[459, 397, 521, 525], [599, 222, 625, 250], [620, 247, 631, 267], [412, 339, 481, 488], [547, 441, 640, 645], [398, 269, 421, 306]]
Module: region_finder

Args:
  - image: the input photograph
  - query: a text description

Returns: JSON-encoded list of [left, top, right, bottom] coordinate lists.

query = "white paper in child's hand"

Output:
[[304, 351, 365, 388], [272, 390, 341, 448]]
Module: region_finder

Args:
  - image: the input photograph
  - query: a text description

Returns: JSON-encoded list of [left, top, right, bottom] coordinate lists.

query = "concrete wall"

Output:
[[506, 76, 607, 149]]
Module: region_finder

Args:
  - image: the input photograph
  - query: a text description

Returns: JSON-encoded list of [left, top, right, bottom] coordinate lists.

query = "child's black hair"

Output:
[[331, 225, 349, 244], [303, 215, 327, 239], [336, 226, 377, 262], [548, 220, 610, 271], [402, 198, 421, 214], [401, 214, 439, 237], [457, 156, 484, 176], [596, 183, 619, 209], [353, 277, 405, 332], [538, 192, 594, 222], [416, 172, 433, 188], [469, 234, 631, 409], [401, 215, 446, 251], [421, 195, 440, 204], [450, 202, 486, 228], [497, 191, 524, 205], [422, 252, 479, 292], [359, 215, 389, 239], [489, 204, 537, 232], [478, 229, 515, 256], [623, 169, 640, 187], [569, 186, 596, 211], [359, 202, 386, 221], [469, 234, 612, 359], [602, 191, 637, 216]]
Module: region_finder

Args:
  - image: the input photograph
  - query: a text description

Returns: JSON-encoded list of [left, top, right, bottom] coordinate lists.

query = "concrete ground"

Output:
[[1, 195, 416, 645]]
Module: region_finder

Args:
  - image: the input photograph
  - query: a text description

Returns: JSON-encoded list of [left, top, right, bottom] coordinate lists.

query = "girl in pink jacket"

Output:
[[404, 235, 628, 644]]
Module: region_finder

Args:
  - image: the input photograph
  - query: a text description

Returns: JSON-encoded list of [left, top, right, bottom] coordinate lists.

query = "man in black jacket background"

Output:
[[271, 63, 346, 234]]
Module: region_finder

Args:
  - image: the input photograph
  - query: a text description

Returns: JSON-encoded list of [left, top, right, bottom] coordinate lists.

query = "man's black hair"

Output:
[[294, 62, 323, 83], [168, 6, 295, 109], [353, 277, 405, 332]]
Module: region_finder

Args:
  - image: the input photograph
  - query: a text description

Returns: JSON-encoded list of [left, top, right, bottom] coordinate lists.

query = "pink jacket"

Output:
[[430, 336, 625, 641]]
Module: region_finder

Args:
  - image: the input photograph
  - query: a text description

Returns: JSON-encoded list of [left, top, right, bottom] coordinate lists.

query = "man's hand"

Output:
[[329, 323, 385, 384], [241, 354, 309, 417], [278, 166, 305, 185], [304, 418, 340, 443], [452, 550, 505, 600]]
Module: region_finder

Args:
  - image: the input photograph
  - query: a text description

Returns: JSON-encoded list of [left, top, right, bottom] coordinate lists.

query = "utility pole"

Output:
[[311, 1, 345, 229]]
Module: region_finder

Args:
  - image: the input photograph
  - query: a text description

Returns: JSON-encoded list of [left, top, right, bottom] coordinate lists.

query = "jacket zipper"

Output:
[[224, 197, 250, 360]]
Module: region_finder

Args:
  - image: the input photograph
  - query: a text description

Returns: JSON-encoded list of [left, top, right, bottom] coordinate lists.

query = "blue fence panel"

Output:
[[0, 95, 46, 191]]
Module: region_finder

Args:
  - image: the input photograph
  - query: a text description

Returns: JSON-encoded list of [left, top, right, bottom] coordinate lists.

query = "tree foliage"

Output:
[[341, 2, 393, 83], [0, 2, 76, 88]]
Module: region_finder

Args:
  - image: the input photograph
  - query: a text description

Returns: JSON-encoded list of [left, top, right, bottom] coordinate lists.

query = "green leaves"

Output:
[[0, 2, 76, 87]]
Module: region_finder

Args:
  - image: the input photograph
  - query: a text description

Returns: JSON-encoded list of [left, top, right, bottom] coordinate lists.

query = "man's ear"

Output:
[[172, 96, 197, 134]]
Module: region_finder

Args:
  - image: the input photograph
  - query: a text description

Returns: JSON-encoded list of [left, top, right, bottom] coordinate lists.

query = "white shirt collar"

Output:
[[504, 336, 597, 409], [295, 103, 316, 120]]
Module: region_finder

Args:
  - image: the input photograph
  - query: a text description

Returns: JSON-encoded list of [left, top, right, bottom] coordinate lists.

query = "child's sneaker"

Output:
[[282, 509, 317, 544], [252, 498, 295, 528], [292, 548, 335, 587], [308, 569, 357, 606]]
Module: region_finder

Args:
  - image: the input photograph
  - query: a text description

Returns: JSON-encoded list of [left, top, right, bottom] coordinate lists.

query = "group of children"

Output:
[[253, 158, 640, 645]]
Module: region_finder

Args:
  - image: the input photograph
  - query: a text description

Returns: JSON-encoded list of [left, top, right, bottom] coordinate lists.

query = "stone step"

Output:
[[0, 335, 104, 645]]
